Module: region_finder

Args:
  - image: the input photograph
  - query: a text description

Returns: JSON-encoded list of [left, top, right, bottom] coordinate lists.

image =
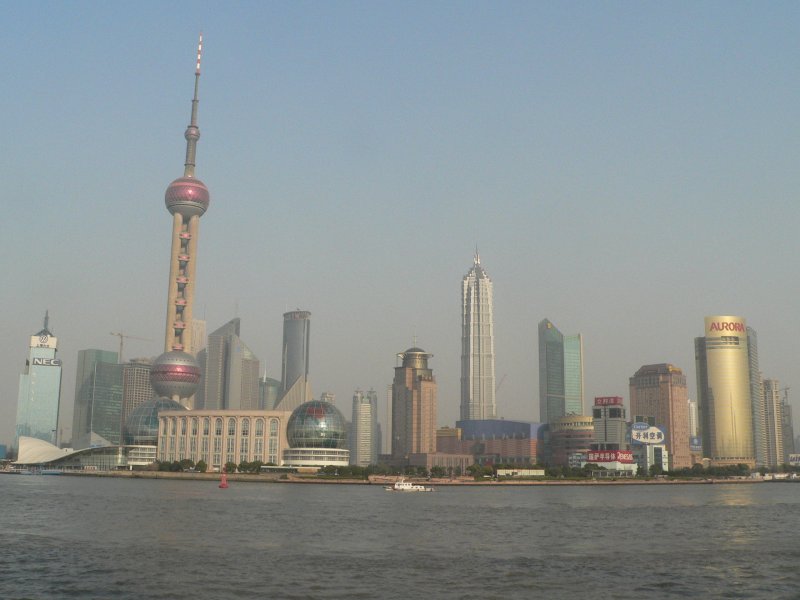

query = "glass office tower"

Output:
[[16, 314, 63, 446], [539, 319, 583, 423]]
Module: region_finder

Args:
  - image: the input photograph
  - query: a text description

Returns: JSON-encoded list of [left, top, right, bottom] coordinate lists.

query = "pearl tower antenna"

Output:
[[151, 35, 210, 408], [184, 33, 203, 178]]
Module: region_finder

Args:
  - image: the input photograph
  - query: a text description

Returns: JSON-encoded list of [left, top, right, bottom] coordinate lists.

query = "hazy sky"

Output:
[[2, 2, 800, 447]]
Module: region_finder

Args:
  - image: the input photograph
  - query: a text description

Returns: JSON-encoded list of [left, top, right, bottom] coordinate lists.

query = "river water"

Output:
[[1, 476, 798, 599]]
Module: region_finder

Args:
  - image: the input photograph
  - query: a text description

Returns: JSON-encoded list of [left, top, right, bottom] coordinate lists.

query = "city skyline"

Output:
[[2, 4, 800, 445]]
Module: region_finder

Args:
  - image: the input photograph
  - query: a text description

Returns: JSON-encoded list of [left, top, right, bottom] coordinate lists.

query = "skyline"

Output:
[[3, 4, 800, 445]]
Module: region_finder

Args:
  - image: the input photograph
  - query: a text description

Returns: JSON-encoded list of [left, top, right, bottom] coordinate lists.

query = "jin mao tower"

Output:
[[460, 252, 496, 420]]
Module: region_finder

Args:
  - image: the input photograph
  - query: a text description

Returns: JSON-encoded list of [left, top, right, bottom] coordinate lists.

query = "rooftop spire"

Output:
[[474, 245, 480, 265], [183, 33, 203, 178]]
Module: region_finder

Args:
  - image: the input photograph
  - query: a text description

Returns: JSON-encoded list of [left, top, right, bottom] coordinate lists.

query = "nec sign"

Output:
[[32, 358, 61, 367]]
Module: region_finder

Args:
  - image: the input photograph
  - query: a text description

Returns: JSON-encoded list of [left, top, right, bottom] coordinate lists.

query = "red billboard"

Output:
[[593, 396, 624, 406], [587, 450, 634, 463]]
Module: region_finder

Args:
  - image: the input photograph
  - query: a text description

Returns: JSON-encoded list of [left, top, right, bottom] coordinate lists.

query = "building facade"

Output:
[[763, 379, 784, 469], [158, 409, 292, 469], [460, 253, 496, 420], [280, 310, 311, 398], [538, 319, 583, 423], [547, 414, 594, 468], [351, 389, 378, 467], [747, 327, 768, 468], [392, 348, 437, 461], [121, 359, 154, 430], [15, 313, 63, 446], [591, 396, 628, 451], [694, 316, 755, 467], [196, 318, 260, 410], [72, 349, 123, 449], [629, 364, 691, 470]]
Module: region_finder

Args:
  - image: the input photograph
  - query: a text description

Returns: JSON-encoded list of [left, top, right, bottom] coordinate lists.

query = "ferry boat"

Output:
[[384, 478, 433, 492]]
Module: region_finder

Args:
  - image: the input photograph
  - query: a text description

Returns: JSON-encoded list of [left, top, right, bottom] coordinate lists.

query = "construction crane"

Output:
[[109, 332, 153, 364]]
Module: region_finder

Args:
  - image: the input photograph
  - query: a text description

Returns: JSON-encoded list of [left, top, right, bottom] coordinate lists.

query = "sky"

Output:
[[2, 2, 799, 447]]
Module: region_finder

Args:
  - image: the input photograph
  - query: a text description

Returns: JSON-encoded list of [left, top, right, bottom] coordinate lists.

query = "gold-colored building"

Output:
[[695, 316, 755, 467]]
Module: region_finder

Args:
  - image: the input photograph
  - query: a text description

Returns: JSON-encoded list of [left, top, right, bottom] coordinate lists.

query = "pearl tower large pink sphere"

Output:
[[165, 176, 210, 218]]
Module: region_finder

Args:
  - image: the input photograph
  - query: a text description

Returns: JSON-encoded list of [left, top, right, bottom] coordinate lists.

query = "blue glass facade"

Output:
[[16, 324, 63, 446], [538, 319, 583, 423]]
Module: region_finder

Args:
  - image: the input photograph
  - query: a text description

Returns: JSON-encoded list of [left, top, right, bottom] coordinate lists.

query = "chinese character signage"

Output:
[[587, 450, 634, 463], [631, 422, 667, 445], [594, 396, 624, 407]]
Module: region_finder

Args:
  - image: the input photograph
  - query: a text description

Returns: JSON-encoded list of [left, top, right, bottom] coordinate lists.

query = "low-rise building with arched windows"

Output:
[[157, 410, 293, 469]]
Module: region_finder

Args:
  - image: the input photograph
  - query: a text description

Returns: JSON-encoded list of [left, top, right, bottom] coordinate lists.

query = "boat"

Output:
[[384, 478, 433, 492]]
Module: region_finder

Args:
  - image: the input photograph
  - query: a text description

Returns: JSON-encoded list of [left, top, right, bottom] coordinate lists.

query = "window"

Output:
[[181, 418, 187, 435], [241, 418, 250, 437], [228, 418, 236, 436], [203, 418, 210, 436], [215, 418, 223, 436], [192, 418, 198, 436], [255, 419, 264, 437]]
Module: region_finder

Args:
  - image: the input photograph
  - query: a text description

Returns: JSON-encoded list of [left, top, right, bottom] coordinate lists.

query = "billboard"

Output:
[[587, 450, 634, 463], [631, 422, 666, 445], [690, 436, 702, 453], [594, 396, 624, 407], [789, 454, 800, 467]]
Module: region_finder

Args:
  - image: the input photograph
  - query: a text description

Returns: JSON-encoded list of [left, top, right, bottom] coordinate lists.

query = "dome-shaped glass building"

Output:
[[284, 400, 349, 467], [124, 397, 186, 446]]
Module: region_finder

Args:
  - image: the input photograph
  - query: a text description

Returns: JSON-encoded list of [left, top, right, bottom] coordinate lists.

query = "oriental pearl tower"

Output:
[[150, 36, 208, 408]]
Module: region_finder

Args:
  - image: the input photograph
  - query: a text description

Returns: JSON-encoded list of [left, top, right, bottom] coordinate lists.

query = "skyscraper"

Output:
[[196, 318, 260, 410], [149, 36, 208, 408], [392, 348, 437, 460], [694, 316, 755, 467], [15, 312, 63, 446], [281, 310, 311, 395], [275, 310, 312, 412], [763, 379, 784, 468], [460, 252, 496, 421], [747, 327, 767, 468], [72, 349, 123, 449], [351, 389, 378, 467], [538, 319, 584, 424], [781, 390, 795, 464], [121, 358, 154, 429], [629, 364, 691, 470]]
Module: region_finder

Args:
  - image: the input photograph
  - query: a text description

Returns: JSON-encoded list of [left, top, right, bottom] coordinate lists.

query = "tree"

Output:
[[224, 461, 238, 474], [195, 460, 208, 473]]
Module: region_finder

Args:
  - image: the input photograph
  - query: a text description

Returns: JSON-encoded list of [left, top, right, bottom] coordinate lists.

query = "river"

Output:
[[1, 476, 797, 599]]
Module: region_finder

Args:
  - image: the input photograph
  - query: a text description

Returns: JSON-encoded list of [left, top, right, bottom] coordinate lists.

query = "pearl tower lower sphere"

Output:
[[150, 350, 201, 399]]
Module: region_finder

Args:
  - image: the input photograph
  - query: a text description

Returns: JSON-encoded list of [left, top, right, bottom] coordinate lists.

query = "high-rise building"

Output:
[[351, 389, 378, 467], [538, 319, 583, 423], [781, 391, 795, 464], [460, 252, 496, 421], [72, 349, 123, 449], [392, 348, 437, 460], [320, 392, 336, 406], [687, 399, 698, 438], [747, 327, 767, 468], [280, 310, 311, 397], [694, 316, 755, 467], [149, 36, 208, 408], [629, 364, 691, 470], [383, 383, 392, 455], [591, 397, 628, 451], [15, 313, 63, 446], [197, 318, 260, 410], [121, 358, 154, 430], [763, 379, 784, 468], [259, 375, 281, 410]]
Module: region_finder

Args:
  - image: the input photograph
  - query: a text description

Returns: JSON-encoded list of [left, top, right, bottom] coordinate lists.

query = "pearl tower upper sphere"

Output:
[[165, 177, 210, 218], [150, 350, 201, 399]]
